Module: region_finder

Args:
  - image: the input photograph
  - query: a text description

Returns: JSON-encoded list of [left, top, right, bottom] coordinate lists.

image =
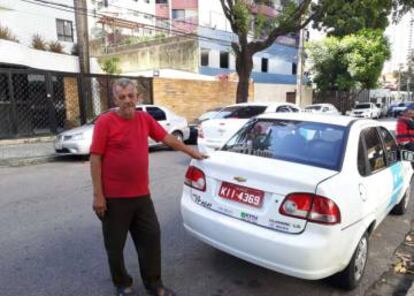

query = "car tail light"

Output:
[[184, 166, 206, 192], [279, 193, 341, 225], [198, 125, 204, 138]]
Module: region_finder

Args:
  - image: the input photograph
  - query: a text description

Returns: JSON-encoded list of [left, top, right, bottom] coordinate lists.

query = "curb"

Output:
[[0, 136, 55, 146], [0, 154, 65, 167]]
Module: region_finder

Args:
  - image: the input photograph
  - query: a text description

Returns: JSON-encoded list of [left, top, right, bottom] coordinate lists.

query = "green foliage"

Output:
[[233, 1, 251, 35], [307, 29, 391, 91], [48, 41, 64, 53], [0, 23, 18, 42], [32, 34, 47, 50], [100, 57, 121, 75], [312, 0, 391, 37]]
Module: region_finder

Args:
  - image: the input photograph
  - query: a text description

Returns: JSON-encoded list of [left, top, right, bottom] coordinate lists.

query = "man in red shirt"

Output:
[[396, 104, 414, 151], [90, 78, 207, 296]]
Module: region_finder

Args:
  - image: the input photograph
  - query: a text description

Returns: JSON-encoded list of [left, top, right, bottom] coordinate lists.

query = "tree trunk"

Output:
[[235, 50, 253, 103]]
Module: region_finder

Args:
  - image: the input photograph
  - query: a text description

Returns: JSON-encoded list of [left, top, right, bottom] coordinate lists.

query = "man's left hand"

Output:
[[191, 150, 209, 160]]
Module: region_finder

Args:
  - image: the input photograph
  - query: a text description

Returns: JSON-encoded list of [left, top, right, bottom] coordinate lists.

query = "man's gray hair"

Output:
[[112, 78, 137, 96]]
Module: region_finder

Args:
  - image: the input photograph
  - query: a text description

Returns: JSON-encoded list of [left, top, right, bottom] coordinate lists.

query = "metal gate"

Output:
[[0, 69, 153, 139], [0, 69, 82, 139]]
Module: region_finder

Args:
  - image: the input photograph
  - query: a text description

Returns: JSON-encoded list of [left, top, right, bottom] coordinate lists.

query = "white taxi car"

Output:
[[198, 102, 300, 154], [54, 105, 190, 155], [181, 113, 413, 290]]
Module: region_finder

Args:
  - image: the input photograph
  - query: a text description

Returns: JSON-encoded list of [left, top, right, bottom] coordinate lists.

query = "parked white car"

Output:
[[350, 103, 380, 119], [182, 112, 413, 290], [54, 105, 190, 155], [198, 102, 300, 154], [304, 103, 339, 115]]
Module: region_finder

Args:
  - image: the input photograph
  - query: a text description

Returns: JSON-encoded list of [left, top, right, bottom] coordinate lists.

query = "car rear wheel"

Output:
[[391, 183, 411, 215], [330, 232, 368, 290], [172, 131, 184, 142]]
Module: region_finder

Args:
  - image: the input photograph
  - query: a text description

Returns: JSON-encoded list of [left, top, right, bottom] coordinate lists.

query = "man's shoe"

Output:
[[115, 286, 137, 296]]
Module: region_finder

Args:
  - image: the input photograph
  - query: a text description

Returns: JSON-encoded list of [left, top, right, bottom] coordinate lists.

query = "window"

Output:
[[172, 9, 185, 19], [220, 51, 229, 69], [261, 58, 268, 73], [200, 48, 209, 66], [292, 63, 297, 75], [358, 137, 368, 176], [379, 127, 399, 165], [214, 106, 266, 119], [362, 127, 386, 174], [289, 106, 300, 113], [276, 106, 291, 113], [147, 107, 167, 121], [156, 0, 168, 3], [56, 19, 73, 42], [222, 119, 346, 170]]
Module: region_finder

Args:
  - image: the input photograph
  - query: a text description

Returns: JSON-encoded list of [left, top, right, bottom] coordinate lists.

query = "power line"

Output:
[[18, 0, 236, 46]]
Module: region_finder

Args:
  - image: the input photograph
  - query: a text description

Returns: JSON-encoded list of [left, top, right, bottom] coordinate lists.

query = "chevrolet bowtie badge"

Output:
[[234, 176, 247, 182]]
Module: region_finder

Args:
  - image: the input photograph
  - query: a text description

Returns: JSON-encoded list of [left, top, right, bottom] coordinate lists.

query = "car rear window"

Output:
[[305, 106, 322, 111], [355, 104, 371, 109], [222, 119, 346, 170], [213, 106, 267, 119]]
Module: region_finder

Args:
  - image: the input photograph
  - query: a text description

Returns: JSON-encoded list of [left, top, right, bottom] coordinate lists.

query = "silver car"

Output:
[[54, 105, 190, 155]]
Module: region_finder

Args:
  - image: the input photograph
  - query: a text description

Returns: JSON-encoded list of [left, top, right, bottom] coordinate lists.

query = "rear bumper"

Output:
[[181, 189, 353, 280], [197, 138, 223, 154]]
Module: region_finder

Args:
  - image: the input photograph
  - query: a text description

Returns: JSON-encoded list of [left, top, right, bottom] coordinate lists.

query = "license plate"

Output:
[[219, 182, 264, 208]]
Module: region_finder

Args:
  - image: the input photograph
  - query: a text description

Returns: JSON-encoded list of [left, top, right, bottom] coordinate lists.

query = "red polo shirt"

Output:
[[90, 111, 167, 198]]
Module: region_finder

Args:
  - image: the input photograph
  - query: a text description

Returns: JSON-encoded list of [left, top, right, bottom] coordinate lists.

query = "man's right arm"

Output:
[[90, 153, 106, 217]]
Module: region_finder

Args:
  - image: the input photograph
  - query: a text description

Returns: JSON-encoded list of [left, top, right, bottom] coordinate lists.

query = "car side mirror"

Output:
[[400, 150, 414, 162]]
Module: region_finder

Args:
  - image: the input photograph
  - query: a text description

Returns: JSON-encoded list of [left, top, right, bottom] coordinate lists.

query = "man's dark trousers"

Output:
[[101, 195, 162, 289]]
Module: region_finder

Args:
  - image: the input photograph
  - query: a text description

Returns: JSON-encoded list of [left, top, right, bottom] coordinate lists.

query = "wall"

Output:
[[254, 83, 313, 107], [0, 39, 103, 73], [95, 37, 199, 73], [198, 0, 231, 32], [153, 77, 254, 122], [0, 0, 76, 52]]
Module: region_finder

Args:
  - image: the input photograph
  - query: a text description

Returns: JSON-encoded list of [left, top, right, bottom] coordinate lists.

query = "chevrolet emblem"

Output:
[[234, 176, 247, 182]]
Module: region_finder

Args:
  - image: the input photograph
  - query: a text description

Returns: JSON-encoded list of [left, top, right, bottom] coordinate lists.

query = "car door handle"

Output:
[[359, 184, 367, 201], [166, 123, 170, 126]]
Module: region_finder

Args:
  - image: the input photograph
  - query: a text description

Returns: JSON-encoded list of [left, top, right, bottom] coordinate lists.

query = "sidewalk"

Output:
[[366, 220, 414, 296], [0, 136, 64, 167]]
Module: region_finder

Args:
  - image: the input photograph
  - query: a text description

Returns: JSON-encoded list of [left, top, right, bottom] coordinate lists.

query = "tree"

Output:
[[311, 0, 391, 37], [307, 29, 391, 92], [100, 57, 121, 75], [219, 0, 322, 103], [219, 0, 414, 103]]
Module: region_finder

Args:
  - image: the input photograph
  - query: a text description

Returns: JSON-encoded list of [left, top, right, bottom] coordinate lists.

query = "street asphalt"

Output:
[[0, 148, 413, 296]]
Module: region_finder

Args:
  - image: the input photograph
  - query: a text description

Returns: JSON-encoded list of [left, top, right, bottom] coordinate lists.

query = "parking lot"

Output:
[[0, 148, 412, 296]]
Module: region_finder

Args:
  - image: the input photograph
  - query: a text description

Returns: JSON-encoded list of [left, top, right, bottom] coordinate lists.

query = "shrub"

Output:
[[32, 34, 47, 50], [48, 41, 64, 53], [0, 24, 19, 42]]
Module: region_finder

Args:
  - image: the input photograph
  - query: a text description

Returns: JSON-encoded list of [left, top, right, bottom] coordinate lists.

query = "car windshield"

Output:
[[305, 106, 322, 111], [222, 119, 346, 170], [355, 104, 371, 109]]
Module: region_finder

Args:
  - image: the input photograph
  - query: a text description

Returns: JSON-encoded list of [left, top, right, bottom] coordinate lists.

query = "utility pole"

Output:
[[295, 27, 305, 107], [74, 0, 90, 75], [74, 0, 91, 123], [407, 12, 413, 101]]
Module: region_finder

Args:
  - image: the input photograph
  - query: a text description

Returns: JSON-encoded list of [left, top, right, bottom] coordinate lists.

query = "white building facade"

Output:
[[0, 0, 77, 53]]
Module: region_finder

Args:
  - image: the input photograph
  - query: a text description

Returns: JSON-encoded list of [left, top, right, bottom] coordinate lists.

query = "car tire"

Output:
[[391, 184, 411, 215], [329, 232, 369, 290], [172, 131, 184, 143]]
